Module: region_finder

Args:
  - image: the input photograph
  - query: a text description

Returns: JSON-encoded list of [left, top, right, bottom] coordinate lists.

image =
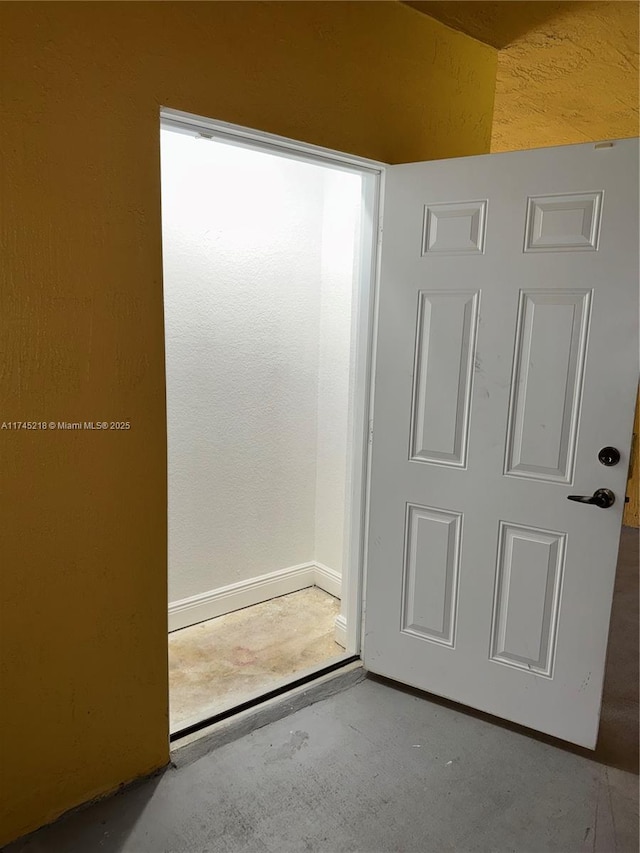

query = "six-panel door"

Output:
[[364, 139, 638, 748]]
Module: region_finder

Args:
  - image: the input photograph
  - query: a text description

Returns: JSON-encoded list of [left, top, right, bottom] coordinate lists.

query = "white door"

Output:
[[364, 139, 638, 748]]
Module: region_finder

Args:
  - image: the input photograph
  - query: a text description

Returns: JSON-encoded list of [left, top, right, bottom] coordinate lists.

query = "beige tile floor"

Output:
[[169, 586, 343, 732]]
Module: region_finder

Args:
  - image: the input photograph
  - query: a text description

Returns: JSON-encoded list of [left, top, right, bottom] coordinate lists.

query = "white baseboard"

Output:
[[312, 562, 342, 599], [334, 614, 347, 649], [169, 561, 342, 632]]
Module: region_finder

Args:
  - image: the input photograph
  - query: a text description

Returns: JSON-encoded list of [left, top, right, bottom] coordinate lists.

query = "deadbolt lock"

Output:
[[598, 446, 621, 466]]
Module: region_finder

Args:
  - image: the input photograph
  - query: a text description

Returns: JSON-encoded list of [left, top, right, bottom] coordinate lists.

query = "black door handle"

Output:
[[567, 488, 615, 509]]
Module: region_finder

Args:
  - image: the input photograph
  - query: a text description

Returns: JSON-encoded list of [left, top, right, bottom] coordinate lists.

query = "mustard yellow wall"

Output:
[[490, 1, 639, 152], [0, 1, 496, 844], [488, 1, 639, 526]]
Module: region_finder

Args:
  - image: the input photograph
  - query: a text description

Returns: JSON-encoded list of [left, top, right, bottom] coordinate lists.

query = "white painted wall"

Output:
[[161, 129, 360, 607]]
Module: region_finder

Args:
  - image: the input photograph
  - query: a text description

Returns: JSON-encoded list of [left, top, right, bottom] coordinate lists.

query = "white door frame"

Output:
[[160, 107, 385, 659]]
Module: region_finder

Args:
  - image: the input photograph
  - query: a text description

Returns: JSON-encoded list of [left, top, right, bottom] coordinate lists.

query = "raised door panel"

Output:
[[524, 192, 603, 252], [409, 291, 480, 468], [490, 522, 566, 678], [422, 200, 487, 255], [401, 504, 462, 648], [504, 289, 592, 484]]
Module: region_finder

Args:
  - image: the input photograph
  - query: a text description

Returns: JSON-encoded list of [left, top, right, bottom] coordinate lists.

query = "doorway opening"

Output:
[[160, 111, 380, 737]]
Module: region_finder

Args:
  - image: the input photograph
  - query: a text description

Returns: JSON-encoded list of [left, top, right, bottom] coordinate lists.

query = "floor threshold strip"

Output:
[[169, 654, 361, 742]]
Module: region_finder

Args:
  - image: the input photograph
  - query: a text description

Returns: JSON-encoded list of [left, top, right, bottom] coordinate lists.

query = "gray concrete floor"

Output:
[[6, 676, 638, 853], [7, 529, 638, 853]]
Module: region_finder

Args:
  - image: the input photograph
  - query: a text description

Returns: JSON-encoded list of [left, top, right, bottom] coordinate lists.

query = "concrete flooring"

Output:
[[6, 529, 638, 853], [169, 588, 343, 732], [7, 676, 638, 853]]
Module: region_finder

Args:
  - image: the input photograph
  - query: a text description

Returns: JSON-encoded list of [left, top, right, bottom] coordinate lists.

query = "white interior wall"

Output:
[[161, 129, 360, 610]]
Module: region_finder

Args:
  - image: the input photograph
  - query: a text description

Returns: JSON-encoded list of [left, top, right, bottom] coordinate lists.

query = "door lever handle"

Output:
[[567, 488, 615, 509]]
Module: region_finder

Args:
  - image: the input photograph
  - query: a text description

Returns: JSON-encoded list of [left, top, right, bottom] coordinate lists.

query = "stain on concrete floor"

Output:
[[169, 587, 342, 731]]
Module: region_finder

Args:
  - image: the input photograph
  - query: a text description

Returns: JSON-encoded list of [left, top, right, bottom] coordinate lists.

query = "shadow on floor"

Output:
[[3, 771, 167, 853], [5, 674, 638, 853], [595, 525, 639, 772]]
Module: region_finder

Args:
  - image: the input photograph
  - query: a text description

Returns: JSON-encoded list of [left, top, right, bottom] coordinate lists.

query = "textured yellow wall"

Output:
[[405, 1, 580, 49], [490, 1, 639, 152], [0, 1, 496, 844]]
